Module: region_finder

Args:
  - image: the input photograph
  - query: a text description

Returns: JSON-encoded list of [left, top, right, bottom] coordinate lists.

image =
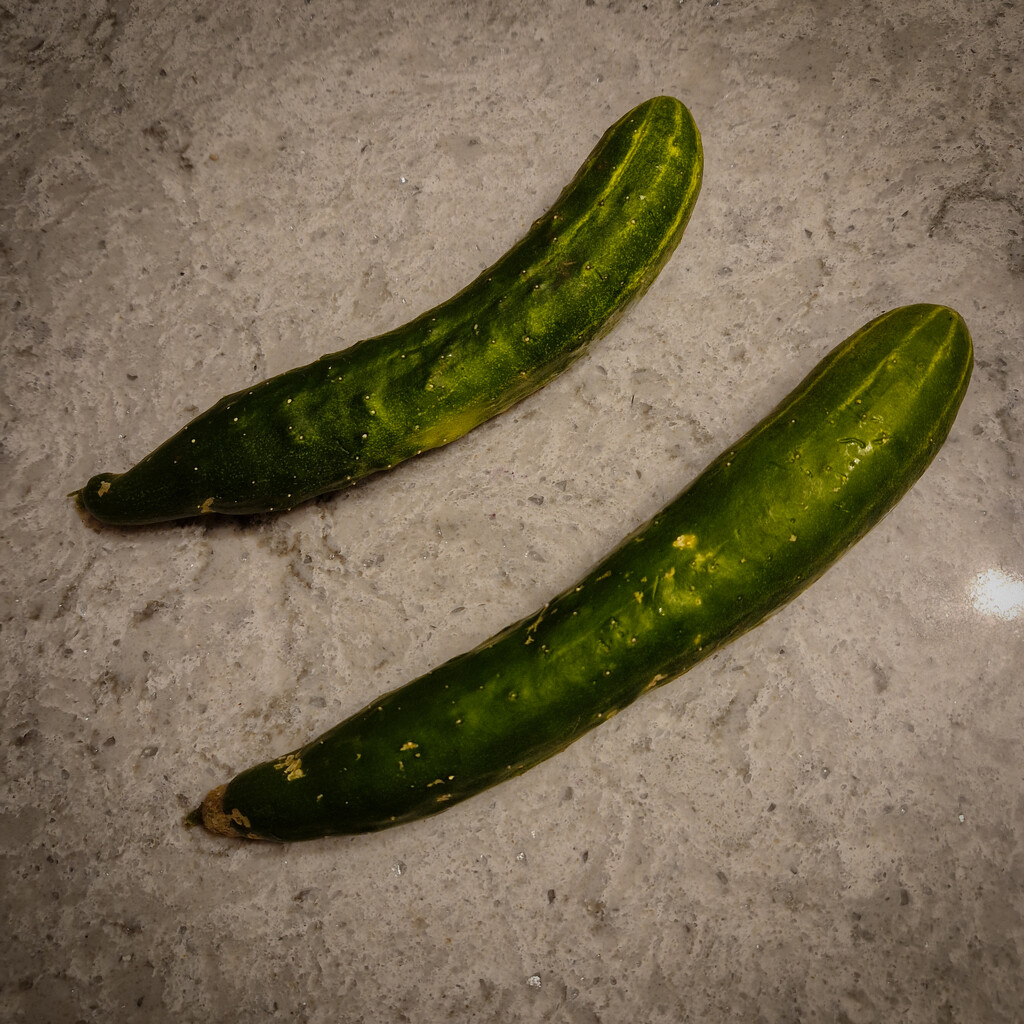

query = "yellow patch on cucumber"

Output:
[[274, 752, 305, 781], [229, 807, 252, 829]]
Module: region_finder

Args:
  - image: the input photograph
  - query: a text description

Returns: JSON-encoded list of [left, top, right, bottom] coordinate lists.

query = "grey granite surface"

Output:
[[2, 0, 1022, 1021]]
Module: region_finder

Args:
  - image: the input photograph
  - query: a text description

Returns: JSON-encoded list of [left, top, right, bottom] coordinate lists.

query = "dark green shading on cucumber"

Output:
[[74, 96, 703, 525], [190, 304, 973, 842]]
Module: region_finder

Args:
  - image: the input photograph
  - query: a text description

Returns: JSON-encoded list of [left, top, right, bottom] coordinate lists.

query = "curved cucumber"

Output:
[[191, 304, 973, 842], [74, 96, 702, 525]]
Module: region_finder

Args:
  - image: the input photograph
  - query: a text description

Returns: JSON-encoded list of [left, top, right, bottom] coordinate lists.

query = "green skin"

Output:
[[193, 304, 973, 842], [74, 96, 703, 525]]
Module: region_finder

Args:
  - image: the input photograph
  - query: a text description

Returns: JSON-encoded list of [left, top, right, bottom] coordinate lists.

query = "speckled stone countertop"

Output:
[[2, 1, 1022, 1021]]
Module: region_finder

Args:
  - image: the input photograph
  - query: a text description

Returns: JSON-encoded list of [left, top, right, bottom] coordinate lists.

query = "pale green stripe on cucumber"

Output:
[[190, 303, 973, 842], [74, 96, 703, 525]]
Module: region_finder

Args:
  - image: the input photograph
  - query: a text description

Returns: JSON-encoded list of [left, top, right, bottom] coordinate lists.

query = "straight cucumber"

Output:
[[190, 304, 973, 842], [74, 96, 702, 525]]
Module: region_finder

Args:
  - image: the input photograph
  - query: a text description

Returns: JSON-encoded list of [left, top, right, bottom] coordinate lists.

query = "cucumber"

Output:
[[190, 304, 973, 842], [74, 96, 703, 525]]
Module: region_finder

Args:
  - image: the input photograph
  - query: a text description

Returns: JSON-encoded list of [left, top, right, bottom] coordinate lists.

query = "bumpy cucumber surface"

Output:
[[74, 96, 702, 525], [191, 304, 972, 842]]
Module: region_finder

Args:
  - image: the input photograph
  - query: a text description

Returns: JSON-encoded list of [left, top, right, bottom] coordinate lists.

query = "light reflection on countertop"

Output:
[[969, 567, 1024, 622]]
